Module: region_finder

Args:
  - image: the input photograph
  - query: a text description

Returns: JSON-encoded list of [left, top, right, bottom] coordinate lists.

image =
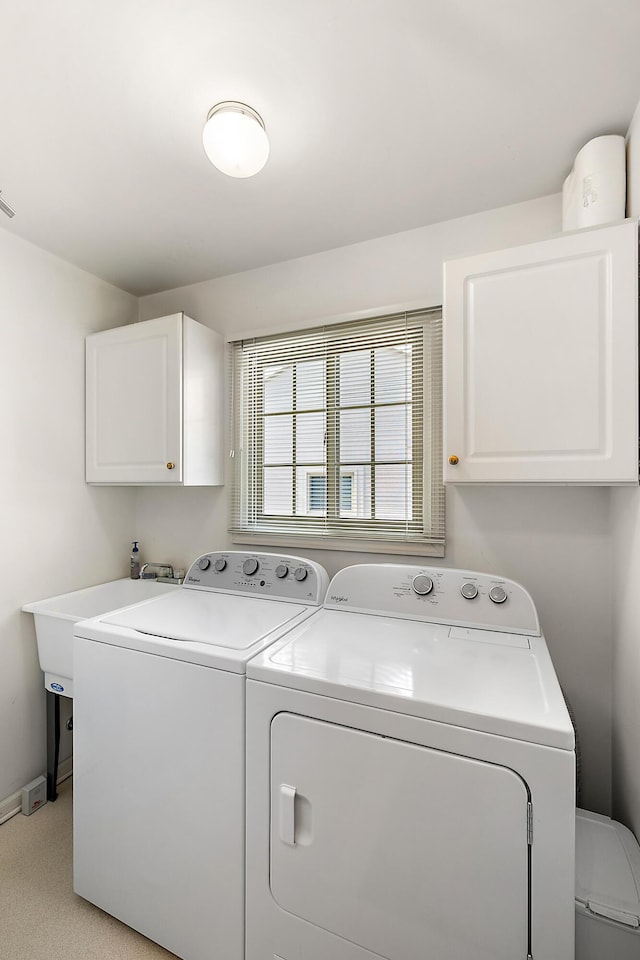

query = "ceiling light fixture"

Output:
[[202, 101, 270, 178]]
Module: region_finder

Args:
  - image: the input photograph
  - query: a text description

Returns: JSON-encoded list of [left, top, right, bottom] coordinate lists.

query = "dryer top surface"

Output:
[[248, 607, 574, 749]]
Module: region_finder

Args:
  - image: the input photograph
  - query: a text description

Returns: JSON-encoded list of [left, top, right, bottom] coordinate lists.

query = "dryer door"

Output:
[[270, 713, 530, 960]]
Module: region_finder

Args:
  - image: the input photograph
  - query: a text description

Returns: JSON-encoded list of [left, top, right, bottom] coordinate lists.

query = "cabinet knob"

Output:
[[166, 462, 176, 470], [448, 455, 459, 465]]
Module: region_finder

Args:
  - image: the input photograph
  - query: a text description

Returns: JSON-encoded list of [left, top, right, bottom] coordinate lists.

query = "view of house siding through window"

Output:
[[230, 308, 444, 551], [263, 346, 414, 518]]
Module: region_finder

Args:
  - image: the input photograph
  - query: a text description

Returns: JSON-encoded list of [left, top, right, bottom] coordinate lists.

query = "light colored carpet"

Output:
[[0, 778, 178, 960]]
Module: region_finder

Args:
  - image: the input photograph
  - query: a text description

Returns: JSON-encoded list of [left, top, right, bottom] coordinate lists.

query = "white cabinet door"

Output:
[[86, 315, 183, 483], [270, 713, 530, 960], [444, 220, 638, 483]]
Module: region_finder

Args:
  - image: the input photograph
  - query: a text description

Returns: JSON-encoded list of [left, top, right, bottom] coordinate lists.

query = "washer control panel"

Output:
[[325, 565, 540, 635], [184, 552, 329, 604]]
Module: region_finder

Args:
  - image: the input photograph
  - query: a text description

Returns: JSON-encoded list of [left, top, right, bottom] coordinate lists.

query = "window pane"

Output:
[[263, 414, 293, 465], [296, 412, 325, 463], [339, 350, 370, 406], [340, 409, 370, 462], [263, 467, 293, 515], [374, 346, 412, 403], [296, 360, 325, 410], [374, 464, 413, 520], [263, 363, 293, 413], [375, 406, 412, 461]]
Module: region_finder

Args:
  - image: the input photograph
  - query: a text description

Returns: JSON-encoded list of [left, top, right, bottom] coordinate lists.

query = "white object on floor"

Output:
[[22, 577, 177, 696], [562, 134, 626, 230], [21, 775, 47, 815], [575, 808, 640, 959], [73, 551, 329, 960], [246, 563, 576, 960]]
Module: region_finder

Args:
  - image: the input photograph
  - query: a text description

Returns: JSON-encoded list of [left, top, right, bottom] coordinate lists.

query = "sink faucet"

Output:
[[140, 562, 174, 580]]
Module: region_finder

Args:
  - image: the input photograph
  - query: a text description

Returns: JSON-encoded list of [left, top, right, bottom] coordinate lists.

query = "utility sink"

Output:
[[23, 578, 178, 697]]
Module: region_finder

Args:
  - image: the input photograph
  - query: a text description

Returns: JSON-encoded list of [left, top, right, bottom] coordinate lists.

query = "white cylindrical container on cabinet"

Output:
[[562, 135, 626, 231]]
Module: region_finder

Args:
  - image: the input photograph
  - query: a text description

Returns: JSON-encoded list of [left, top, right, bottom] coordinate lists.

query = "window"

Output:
[[230, 307, 444, 555]]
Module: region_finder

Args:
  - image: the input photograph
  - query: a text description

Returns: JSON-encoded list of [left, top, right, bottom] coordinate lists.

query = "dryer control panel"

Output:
[[325, 565, 540, 635], [184, 552, 329, 605]]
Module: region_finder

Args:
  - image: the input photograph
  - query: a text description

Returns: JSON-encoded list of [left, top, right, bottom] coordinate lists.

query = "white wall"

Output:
[[609, 104, 640, 837], [626, 97, 640, 219], [1, 228, 137, 803], [611, 490, 640, 836], [138, 193, 615, 814]]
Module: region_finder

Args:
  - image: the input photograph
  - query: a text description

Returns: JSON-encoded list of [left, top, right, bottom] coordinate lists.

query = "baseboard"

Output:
[[0, 790, 21, 825], [0, 756, 73, 825]]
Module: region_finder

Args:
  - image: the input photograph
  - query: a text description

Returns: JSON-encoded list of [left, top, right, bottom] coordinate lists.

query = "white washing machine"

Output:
[[246, 563, 576, 960], [72, 551, 328, 960]]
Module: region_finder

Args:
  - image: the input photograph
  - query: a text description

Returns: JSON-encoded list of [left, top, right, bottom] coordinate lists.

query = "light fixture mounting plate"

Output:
[[206, 101, 266, 132]]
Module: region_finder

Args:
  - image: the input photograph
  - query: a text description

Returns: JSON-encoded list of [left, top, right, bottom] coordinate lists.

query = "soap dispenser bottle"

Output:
[[130, 541, 141, 580]]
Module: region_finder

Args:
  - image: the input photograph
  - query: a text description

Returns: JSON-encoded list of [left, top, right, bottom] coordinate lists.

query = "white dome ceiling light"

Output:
[[202, 102, 270, 179]]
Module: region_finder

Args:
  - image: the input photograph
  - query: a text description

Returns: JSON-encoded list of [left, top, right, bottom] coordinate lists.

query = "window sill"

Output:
[[230, 531, 445, 558]]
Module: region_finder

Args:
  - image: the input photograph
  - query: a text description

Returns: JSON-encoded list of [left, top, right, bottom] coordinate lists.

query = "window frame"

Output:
[[230, 307, 444, 557]]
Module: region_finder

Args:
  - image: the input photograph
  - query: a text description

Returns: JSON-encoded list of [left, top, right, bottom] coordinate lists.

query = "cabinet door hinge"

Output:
[[527, 801, 533, 845]]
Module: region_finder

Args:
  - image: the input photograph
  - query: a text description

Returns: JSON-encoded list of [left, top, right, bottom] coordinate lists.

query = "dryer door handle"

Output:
[[279, 784, 297, 846]]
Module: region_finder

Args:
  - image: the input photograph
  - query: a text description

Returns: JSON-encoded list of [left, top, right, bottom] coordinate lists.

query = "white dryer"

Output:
[[246, 564, 576, 960], [72, 551, 328, 960]]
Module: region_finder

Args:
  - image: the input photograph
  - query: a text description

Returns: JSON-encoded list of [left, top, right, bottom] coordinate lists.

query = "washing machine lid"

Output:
[[248, 608, 575, 749], [100, 590, 308, 650], [575, 809, 640, 927]]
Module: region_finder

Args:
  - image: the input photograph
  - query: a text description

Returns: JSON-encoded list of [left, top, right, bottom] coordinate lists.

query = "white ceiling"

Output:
[[2, 0, 640, 296]]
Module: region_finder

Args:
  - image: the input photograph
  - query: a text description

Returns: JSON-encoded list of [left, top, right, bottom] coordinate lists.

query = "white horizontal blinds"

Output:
[[424, 314, 445, 543], [230, 307, 444, 546]]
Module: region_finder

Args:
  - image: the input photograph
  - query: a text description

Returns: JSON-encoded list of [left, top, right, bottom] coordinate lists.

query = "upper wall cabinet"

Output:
[[86, 313, 224, 485], [443, 220, 639, 484]]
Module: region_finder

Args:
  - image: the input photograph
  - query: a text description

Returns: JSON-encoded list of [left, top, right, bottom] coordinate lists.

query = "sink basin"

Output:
[[23, 578, 178, 697]]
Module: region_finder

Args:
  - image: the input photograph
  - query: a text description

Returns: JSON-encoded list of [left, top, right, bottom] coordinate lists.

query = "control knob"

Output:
[[293, 566, 308, 582], [412, 574, 433, 596], [243, 558, 259, 576], [460, 582, 478, 600], [275, 564, 289, 579], [198, 557, 211, 571], [213, 558, 227, 572], [489, 585, 508, 604]]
